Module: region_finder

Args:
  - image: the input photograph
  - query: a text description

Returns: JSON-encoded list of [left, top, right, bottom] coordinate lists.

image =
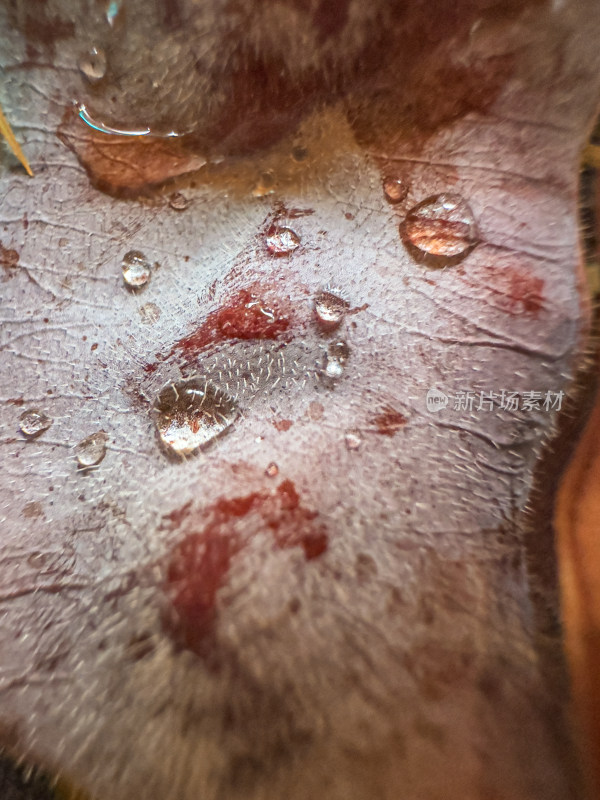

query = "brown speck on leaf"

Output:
[[273, 419, 293, 432], [372, 405, 408, 436]]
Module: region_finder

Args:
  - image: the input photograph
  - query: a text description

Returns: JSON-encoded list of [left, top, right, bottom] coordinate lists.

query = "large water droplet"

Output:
[[78, 47, 107, 84], [324, 340, 350, 379], [314, 289, 349, 331], [265, 226, 300, 256], [75, 431, 108, 468], [122, 250, 151, 289], [153, 377, 239, 458], [400, 193, 478, 266], [169, 192, 190, 211], [19, 409, 52, 439], [383, 177, 408, 204]]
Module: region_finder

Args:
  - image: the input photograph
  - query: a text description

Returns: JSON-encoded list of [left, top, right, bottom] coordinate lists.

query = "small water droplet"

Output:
[[252, 171, 276, 197], [400, 193, 478, 266], [19, 409, 52, 439], [265, 462, 279, 478], [265, 226, 300, 256], [153, 377, 238, 458], [383, 177, 408, 204], [314, 289, 349, 330], [291, 145, 308, 162], [122, 250, 151, 289], [75, 431, 108, 468], [169, 192, 190, 211], [324, 340, 350, 379], [139, 302, 161, 325], [344, 430, 362, 451], [78, 47, 107, 84]]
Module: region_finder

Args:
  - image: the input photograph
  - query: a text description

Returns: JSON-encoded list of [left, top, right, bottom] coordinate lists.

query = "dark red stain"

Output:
[[464, 265, 545, 316], [273, 418, 293, 432], [0, 243, 19, 276], [167, 287, 292, 362], [372, 405, 408, 436], [500, 270, 545, 315], [163, 480, 328, 655]]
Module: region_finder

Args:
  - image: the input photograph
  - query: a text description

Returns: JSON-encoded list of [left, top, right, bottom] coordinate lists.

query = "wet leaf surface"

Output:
[[1, 1, 600, 799]]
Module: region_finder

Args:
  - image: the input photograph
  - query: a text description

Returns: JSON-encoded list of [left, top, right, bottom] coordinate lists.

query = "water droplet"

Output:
[[324, 340, 350, 379], [139, 302, 161, 325], [78, 47, 107, 84], [265, 462, 279, 478], [252, 171, 276, 197], [314, 289, 349, 330], [344, 430, 362, 451], [122, 250, 151, 289], [265, 226, 300, 256], [400, 193, 478, 266], [75, 431, 108, 468], [153, 377, 238, 458], [19, 409, 52, 439], [169, 192, 190, 211], [383, 177, 408, 204], [291, 145, 308, 162]]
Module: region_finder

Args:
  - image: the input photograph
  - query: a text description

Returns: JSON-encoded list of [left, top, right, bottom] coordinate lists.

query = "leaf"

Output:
[[1, 1, 600, 800], [0, 103, 33, 177]]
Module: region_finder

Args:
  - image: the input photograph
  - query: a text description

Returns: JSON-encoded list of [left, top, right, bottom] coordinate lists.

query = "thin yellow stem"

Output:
[[0, 103, 33, 177]]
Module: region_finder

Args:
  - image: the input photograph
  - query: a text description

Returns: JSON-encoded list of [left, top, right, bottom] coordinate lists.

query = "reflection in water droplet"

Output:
[[106, 0, 122, 26], [324, 340, 350, 379], [154, 377, 238, 458], [252, 171, 276, 197], [75, 431, 108, 468], [400, 193, 478, 266], [265, 226, 300, 256], [314, 289, 349, 330], [139, 302, 161, 325], [383, 177, 407, 204], [169, 192, 190, 211], [79, 47, 107, 83], [344, 430, 362, 451], [244, 295, 275, 323], [266, 462, 279, 478], [19, 409, 52, 439], [76, 103, 193, 139], [122, 250, 151, 289]]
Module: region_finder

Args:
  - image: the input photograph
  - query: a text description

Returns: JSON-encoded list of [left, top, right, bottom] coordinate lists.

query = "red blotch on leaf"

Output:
[[372, 405, 408, 436], [163, 480, 328, 655]]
